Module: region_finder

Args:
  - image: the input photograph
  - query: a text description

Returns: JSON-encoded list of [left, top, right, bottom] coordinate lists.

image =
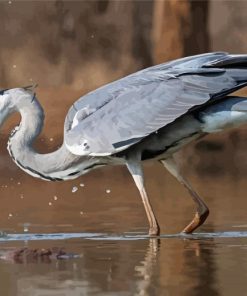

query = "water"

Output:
[[0, 160, 247, 295], [1, 234, 247, 295]]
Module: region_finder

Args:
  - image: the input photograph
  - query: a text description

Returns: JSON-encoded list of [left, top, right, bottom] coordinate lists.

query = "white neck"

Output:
[[6, 95, 99, 181]]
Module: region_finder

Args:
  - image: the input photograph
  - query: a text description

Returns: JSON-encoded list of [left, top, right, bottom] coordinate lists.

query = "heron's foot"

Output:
[[148, 225, 160, 236], [181, 208, 209, 234]]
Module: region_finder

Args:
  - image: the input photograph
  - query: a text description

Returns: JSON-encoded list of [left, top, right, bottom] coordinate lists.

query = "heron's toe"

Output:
[[148, 226, 160, 237]]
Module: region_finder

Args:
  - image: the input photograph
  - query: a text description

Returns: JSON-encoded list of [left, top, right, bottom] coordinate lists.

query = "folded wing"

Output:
[[64, 52, 247, 156]]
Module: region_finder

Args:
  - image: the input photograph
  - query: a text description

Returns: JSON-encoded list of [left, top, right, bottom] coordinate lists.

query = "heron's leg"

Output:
[[161, 157, 209, 234], [126, 156, 160, 236]]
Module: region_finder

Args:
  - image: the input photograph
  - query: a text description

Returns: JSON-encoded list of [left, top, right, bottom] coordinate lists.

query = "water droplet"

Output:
[[106, 189, 111, 194], [10, 178, 13, 181], [12, 64, 16, 69], [8, 1, 12, 4], [91, 34, 95, 38], [48, 202, 52, 206], [49, 138, 54, 141], [23, 223, 30, 232], [72, 186, 78, 193], [80, 211, 84, 215], [8, 213, 13, 217], [20, 194, 24, 199], [53, 195, 58, 201], [79, 183, 85, 187], [17, 182, 21, 185]]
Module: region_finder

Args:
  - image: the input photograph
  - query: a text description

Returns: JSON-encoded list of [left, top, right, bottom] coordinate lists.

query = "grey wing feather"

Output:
[[64, 52, 247, 156], [64, 52, 226, 133]]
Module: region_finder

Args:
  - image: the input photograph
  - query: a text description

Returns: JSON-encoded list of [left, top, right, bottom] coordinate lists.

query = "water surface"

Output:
[[0, 163, 247, 295]]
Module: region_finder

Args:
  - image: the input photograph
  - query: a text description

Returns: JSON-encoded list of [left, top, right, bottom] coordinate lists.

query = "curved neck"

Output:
[[7, 97, 97, 181]]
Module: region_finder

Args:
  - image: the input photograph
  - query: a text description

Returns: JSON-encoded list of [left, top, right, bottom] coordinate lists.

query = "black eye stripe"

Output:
[[0, 88, 9, 95]]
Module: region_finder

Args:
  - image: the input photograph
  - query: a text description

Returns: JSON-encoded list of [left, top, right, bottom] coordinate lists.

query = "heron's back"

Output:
[[64, 52, 247, 157]]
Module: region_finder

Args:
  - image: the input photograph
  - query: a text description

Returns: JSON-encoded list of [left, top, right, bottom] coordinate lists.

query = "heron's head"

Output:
[[0, 85, 37, 125], [0, 89, 13, 125]]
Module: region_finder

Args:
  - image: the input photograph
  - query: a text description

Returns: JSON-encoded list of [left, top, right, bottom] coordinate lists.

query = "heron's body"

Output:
[[132, 96, 247, 161], [2, 52, 247, 235]]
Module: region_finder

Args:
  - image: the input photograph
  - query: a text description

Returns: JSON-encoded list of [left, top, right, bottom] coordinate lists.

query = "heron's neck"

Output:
[[7, 98, 96, 181]]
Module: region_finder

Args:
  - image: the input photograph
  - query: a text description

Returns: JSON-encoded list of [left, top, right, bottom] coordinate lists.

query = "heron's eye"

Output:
[[79, 139, 90, 150]]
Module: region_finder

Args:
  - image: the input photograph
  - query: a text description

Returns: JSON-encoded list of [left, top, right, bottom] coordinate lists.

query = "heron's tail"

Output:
[[198, 95, 247, 134]]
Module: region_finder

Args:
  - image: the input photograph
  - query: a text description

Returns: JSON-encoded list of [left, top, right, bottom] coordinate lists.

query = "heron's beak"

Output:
[[22, 84, 38, 102], [22, 84, 38, 92]]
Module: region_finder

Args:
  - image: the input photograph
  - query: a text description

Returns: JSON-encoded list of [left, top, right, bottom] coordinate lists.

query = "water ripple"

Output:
[[0, 231, 247, 242]]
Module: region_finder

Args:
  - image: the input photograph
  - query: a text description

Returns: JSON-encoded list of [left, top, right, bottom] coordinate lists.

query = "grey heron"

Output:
[[1, 52, 247, 236]]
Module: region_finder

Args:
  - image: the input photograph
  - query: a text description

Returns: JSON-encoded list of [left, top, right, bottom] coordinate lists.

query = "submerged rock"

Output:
[[0, 247, 80, 263]]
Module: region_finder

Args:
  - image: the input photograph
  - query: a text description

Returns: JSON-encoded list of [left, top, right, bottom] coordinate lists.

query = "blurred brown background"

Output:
[[0, 0, 247, 175], [0, 0, 247, 235]]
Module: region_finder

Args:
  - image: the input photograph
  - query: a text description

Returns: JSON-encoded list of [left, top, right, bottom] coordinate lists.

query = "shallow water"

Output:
[[1, 233, 247, 296], [0, 161, 247, 295]]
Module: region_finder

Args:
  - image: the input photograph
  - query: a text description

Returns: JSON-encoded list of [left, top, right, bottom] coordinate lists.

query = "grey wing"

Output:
[[64, 52, 227, 134], [64, 70, 237, 156]]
